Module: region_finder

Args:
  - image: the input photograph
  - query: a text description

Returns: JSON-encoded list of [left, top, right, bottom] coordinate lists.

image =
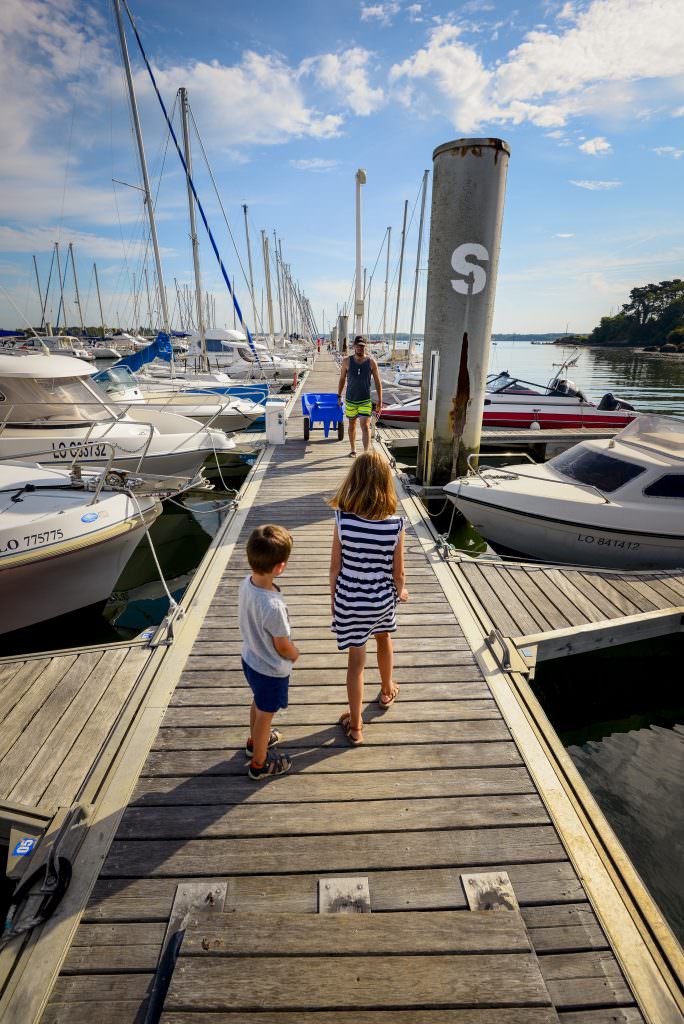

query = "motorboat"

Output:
[[0, 460, 165, 634], [0, 351, 235, 485], [94, 364, 264, 433], [185, 329, 305, 384], [379, 369, 637, 430], [15, 335, 95, 362], [444, 414, 684, 569]]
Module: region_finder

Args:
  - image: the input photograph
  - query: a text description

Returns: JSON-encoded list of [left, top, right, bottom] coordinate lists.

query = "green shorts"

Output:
[[345, 398, 372, 419]]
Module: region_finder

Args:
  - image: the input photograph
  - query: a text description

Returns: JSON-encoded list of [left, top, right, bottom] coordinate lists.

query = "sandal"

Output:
[[338, 712, 363, 746], [248, 752, 292, 780], [245, 729, 281, 759], [377, 684, 400, 708], [348, 450, 357, 458]]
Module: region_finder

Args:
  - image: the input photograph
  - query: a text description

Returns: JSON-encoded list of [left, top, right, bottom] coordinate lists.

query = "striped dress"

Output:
[[332, 510, 405, 651]]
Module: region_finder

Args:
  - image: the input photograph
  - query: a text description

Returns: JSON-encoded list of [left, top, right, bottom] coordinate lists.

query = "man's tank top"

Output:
[[346, 356, 372, 403]]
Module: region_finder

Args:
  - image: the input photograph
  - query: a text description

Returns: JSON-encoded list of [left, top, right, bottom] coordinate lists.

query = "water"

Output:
[[532, 638, 684, 946]]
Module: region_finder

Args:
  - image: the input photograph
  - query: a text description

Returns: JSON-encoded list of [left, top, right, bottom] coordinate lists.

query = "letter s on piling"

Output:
[[450, 243, 489, 295]]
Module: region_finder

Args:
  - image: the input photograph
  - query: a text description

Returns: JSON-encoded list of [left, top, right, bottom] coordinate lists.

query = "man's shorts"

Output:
[[345, 398, 373, 419], [242, 658, 289, 712]]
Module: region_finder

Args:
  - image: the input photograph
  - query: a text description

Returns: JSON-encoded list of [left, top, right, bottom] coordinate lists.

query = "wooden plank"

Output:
[[517, 607, 684, 662], [179, 909, 531, 955], [539, 951, 634, 1009], [577, 572, 639, 617], [539, 569, 607, 623], [152, 719, 511, 750], [458, 565, 521, 636], [62, 943, 160, 973], [190, 637, 471, 654], [43, 1001, 148, 1024], [179, 663, 482, 685], [159, 700, 500, 727], [117, 793, 549, 839], [103, 825, 565, 876], [142, 741, 523, 775], [170, 681, 491, 704], [183, 651, 481, 671], [163, 953, 552, 1011], [38, 646, 151, 812], [85, 863, 585, 923], [559, 1010, 644, 1023], [0, 656, 76, 765], [48, 975, 153, 1004], [8, 649, 126, 808], [522, 904, 608, 953], [478, 564, 545, 635], [502, 569, 571, 630], [0, 658, 51, 726], [158, 1008, 562, 1023], [130, 767, 536, 805]]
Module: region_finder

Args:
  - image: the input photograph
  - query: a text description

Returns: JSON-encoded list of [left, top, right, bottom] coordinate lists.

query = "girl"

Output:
[[329, 450, 409, 745]]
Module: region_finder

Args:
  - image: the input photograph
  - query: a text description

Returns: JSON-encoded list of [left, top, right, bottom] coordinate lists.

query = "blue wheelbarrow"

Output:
[[301, 392, 344, 441]]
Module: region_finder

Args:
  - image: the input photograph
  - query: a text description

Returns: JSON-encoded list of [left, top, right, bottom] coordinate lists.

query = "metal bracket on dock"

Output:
[[485, 628, 530, 676]]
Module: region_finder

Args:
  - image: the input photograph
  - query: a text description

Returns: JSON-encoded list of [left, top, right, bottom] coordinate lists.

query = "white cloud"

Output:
[[579, 135, 612, 155], [0, 225, 170, 260], [653, 145, 684, 159], [360, 2, 400, 25], [672, 106, 684, 117], [407, 4, 423, 22], [289, 158, 339, 172], [301, 49, 384, 116], [569, 179, 622, 190], [555, 232, 575, 237], [391, 0, 684, 131]]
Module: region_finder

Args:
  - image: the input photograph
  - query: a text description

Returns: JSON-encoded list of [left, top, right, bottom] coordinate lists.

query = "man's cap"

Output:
[[353, 336, 367, 346]]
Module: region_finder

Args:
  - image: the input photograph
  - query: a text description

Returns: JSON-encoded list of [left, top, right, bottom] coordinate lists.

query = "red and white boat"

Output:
[[379, 369, 637, 430]]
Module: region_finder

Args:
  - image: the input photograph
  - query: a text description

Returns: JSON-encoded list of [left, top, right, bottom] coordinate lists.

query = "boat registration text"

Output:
[[1, 529, 64, 554], [51, 441, 109, 460], [577, 533, 640, 551]]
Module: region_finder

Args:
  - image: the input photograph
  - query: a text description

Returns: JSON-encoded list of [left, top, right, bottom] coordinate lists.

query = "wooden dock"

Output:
[[3, 354, 683, 1023]]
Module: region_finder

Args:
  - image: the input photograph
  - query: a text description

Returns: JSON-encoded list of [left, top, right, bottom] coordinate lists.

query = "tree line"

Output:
[[589, 279, 684, 349]]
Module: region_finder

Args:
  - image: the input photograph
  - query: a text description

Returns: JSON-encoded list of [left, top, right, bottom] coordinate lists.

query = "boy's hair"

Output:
[[328, 450, 397, 520], [246, 524, 293, 573]]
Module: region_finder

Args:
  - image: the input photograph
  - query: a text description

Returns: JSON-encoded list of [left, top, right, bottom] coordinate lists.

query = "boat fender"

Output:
[[1, 856, 72, 949], [530, 420, 541, 431]]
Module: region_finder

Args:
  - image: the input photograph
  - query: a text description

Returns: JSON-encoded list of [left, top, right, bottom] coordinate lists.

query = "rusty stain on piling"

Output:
[[450, 332, 470, 439]]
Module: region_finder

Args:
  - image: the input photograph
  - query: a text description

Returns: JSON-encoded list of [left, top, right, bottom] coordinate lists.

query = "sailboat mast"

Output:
[[279, 240, 289, 337], [179, 86, 207, 370], [407, 169, 429, 363], [261, 230, 275, 346], [144, 267, 153, 333], [354, 168, 366, 336], [382, 226, 391, 342], [392, 199, 409, 358], [94, 262, 106, 338], [242, 204, 258, 336], [69, 243, 85, 335], [55, 242, 66, 332], [273, 230, 283, 336], [113, 0, 169, 333], [32, 256, 44, 331]]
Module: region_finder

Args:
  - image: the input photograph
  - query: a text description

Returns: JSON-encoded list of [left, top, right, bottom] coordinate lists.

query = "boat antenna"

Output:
[[119, 0, 261, 368], [113, 0, 170, 334]]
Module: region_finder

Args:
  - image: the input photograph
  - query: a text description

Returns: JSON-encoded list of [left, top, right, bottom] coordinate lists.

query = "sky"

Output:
[[1, 0, 683, 334]]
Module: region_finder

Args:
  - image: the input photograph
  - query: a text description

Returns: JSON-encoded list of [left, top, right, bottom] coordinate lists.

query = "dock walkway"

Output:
[[25, 354, 681, 1022]]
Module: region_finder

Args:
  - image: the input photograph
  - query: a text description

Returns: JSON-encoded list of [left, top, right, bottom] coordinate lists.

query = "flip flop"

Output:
[[338, 712, 363, 746], [377, 684, 400, 708]]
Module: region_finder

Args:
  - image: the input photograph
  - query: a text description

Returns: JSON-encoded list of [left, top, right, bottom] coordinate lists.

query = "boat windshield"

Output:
[[550, 445, 645, 493], [0, 375, 119, 425]]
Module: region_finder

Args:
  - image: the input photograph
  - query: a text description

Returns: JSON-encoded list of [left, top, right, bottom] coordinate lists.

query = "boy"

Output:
[[239, 524, 299, 779]]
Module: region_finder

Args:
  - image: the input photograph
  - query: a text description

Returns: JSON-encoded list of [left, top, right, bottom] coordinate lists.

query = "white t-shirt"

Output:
[[238, 575, 292, 677]]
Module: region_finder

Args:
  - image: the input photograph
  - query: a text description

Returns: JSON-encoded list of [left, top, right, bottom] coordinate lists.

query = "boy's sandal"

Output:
[[377, 684, 400, 708], [248, 752, 292, 780], [338, 712, 363, 746], [244, 729, 281, 759]]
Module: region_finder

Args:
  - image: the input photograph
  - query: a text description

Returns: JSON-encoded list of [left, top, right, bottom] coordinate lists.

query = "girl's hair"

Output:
[[329, 450, 397, 520]]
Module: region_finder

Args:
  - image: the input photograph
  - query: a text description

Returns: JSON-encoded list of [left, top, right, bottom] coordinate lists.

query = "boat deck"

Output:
[[35, 354, 683, 1023]]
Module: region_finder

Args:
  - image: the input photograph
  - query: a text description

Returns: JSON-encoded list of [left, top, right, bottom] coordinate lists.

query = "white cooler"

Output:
[[265, 397, 288, 444]]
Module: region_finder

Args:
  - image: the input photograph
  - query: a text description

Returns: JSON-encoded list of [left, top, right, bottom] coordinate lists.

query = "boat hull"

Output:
[[379, 407, 635, 429], [0, 513, 155, 634], [451, 492, 684, 570]]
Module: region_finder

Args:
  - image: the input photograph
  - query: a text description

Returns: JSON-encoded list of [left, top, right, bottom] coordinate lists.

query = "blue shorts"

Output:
[[242, 658, 289, 713]]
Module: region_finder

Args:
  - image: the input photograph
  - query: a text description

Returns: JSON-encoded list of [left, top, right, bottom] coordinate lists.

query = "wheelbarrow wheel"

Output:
[[303, 416, 310, 441], [337, 420, 344, 441]]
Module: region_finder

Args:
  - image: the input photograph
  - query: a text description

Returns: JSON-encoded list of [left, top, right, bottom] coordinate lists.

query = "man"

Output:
[[337, 336, 382, 456]]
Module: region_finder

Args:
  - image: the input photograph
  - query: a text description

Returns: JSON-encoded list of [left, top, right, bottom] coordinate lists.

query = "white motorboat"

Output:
[[185, 329, 304, 384], [16, 335, 95, 362], [444, 414, 684, 569], [94, 365, 263, 433], [0, 352, 235, 485], [0, 460, 163, 634]]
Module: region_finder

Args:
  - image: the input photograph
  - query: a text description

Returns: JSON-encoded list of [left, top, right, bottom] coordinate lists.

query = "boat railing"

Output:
[[0, 440, 121, 505], [466, 452, 612, 504], [0, 401, 157, 475]]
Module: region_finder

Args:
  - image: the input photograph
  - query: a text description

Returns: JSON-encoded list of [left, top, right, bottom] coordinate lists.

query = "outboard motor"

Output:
[[598, 393, 635, 411]]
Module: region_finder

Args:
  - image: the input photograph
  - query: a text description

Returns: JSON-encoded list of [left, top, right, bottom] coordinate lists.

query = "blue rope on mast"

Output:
[[120, 0, 263, 371]]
